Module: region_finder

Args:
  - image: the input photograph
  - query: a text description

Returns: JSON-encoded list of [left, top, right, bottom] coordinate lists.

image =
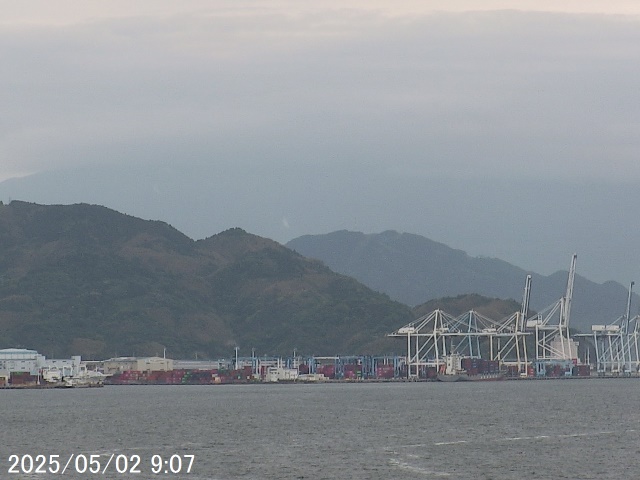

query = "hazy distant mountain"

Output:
[[0, 202, 413, 358], [4, 166, 640, 288], [287, 230, 637, 332]]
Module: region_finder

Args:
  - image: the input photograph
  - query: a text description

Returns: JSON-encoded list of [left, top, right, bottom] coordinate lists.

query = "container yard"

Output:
[[0, 348, 621, 388], [102, 353, 596, 385], [104, 356, 405, 385]]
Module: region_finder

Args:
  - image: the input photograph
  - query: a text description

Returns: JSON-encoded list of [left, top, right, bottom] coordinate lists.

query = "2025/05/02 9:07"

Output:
[[7, 453, 196, 475]]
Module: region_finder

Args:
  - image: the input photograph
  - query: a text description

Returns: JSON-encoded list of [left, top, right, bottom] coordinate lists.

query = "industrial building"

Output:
[[0, 348, 46, 375], [0, 348, 101, 387], [102, 356, 173, 375]]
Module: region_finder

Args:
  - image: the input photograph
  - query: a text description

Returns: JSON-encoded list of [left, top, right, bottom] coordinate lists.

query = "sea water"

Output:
[[1, 380, 639, 479]]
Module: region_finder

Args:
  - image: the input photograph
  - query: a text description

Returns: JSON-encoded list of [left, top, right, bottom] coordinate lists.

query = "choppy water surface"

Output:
[[2, 380, 640, 479]]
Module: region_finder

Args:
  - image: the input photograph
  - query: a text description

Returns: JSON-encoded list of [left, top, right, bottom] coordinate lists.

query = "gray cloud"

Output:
[[1, 8, 640, 286], [3, 10, 639, 176]]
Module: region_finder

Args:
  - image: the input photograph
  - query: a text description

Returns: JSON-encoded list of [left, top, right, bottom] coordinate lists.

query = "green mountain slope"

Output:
[[0, 202, 412, 359], [413, 294, 521, 319]]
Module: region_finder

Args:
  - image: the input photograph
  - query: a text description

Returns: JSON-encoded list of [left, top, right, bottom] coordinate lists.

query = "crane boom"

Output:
[[520, 275, 532, 331], [561, 254, 577, 328]]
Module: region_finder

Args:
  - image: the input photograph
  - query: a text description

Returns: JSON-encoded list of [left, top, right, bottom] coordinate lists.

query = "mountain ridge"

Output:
[[287, 230, 637, 332], [0, 201, 413, 358]]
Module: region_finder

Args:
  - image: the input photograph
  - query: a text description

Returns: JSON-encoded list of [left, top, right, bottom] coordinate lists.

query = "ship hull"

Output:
[[437, 372, 504, 382]]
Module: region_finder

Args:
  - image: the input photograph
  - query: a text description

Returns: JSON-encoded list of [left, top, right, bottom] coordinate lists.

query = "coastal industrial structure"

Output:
[[576, 281, 640, 375], [388, 254, 639, 380], [0, 347, 403, 386], [4, 255, 640, 386], [102, 356, 173, 375], [388, 255, 581, 379], [0, 348, 104, 387], [103, 354, 401, 384]]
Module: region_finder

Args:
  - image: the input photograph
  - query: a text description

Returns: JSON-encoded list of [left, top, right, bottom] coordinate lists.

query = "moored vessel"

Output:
[[436, 354, 505, 382], [437, 371, 505, 382]]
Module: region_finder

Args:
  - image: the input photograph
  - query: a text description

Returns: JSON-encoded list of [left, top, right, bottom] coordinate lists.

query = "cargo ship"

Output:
[[436, 354, 505, 382], [436, 371, 505, 382]]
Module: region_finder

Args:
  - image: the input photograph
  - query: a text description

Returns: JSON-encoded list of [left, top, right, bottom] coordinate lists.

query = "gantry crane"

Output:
[[526, 254, 578, 361]]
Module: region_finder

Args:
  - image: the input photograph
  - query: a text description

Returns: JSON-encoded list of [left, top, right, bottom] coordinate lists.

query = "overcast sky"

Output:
[[1, 1, 640, 287]]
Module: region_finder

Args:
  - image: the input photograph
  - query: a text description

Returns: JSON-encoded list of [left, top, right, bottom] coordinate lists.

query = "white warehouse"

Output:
[[0, 348, 46, 375]]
